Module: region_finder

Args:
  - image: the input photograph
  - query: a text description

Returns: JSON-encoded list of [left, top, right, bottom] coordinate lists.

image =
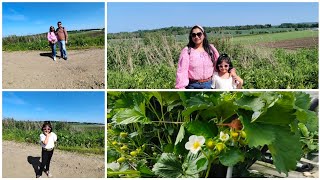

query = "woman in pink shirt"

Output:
[[47, 26, 57, 61], [175, 25, 219, 89]]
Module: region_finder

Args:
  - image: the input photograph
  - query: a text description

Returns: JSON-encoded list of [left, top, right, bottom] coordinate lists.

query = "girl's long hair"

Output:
[[187, 25, 215, 62]]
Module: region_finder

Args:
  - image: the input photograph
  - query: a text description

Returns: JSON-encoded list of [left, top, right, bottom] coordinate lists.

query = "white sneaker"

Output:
[[45, 171, 53, 178], [53, 56, 56, 61]]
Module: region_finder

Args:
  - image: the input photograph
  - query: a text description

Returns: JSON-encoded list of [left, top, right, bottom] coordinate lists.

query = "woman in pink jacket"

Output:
[[175, 25, 230, 89], [47, 26, 58, 61]]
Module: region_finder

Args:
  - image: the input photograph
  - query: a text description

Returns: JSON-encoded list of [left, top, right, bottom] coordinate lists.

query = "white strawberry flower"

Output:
[[219, 131, 230, 142], [185, 135, 205, 154]]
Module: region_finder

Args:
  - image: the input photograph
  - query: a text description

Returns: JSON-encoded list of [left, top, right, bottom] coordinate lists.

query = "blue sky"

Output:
[[3, 2, 105, 37], [2, 92, 105, 124], [108, 2, 318, 33]]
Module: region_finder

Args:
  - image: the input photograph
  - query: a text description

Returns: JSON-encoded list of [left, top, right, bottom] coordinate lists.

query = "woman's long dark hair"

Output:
[[187, 25, 216, 62], [41, 121, 53, 133], [49, 26, 55, 32]]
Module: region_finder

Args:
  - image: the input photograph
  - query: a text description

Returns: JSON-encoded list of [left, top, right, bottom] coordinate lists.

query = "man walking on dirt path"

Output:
[[56, 21, 68, 60]]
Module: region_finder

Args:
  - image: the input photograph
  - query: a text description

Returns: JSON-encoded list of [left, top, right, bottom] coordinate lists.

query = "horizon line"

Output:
[[3, 27, 105, 38], [2, 117, 105, 124], [108, 21, 318, 34]]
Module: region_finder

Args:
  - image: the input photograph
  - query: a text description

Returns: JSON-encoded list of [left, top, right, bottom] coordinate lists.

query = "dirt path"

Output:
[[2, 141, 105, 178], [2, 49, 105, 89]]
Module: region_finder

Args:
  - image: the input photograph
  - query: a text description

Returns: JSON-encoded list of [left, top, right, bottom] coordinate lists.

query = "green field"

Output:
[[107, 30, 318, 89], [3, 29, 105, 51], [231, 30, 318, 44], [2, 118, 105, 154]]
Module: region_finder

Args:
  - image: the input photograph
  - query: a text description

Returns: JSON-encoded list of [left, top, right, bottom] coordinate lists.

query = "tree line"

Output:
[[107, 22, 318, 39]]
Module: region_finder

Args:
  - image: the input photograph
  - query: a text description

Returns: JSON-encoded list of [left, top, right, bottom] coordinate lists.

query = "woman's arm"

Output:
[[175, 47, 190, 89], [233, 76, 243, 89], [47, 32, 52, 42]]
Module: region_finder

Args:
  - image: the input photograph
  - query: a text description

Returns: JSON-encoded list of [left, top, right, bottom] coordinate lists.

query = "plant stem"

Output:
[[107, 170, 140, 176], [205, 159, 212, 178], [200, 149, 212, 178], [151, 121, 184, 124]]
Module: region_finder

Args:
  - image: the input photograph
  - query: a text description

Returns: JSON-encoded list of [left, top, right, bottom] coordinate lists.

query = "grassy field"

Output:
[[175, 28, 311, 41], [107, 30, 318, 89], [3, 30, 105, 51], [2, 118, 105, 154], [231, 30, 318, 44]]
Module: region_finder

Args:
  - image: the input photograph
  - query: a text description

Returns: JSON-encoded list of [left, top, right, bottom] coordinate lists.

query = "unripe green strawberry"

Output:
[[120, 145, 128, 151], [112, 141, 117, 145], [120, 132, 128, 138], [206, 139, 215, 149], [298, 123, 309, 137], [117, 157, 126, 163], [130, 151, 138, 156], [216, 142, 225, 152], [231, 131, 239, 138], [240, 131, 246, 138]]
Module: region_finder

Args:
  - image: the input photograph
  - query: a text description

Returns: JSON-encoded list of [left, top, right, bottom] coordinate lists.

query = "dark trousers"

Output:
[[38, 148, 54, 176]]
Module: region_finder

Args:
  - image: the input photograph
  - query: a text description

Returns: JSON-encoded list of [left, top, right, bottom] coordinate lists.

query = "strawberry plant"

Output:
[[107, 92, 318, 177]]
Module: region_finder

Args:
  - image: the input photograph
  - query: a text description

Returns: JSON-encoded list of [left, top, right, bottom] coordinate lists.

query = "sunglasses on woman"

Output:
[[191, 32, 202, 38], [218, 64, 229, 68], [43, 128, 51, 130]]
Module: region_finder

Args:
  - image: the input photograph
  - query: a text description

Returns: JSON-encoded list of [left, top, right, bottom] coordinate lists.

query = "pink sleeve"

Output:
[[175, 47, 190, 89], [47, 32, 51, 42], [210, 44, 220, 72]]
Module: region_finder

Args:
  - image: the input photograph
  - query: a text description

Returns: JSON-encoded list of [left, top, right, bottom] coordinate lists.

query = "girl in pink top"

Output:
[[47, 26, 57, 61], [175, 25, 237, 89]]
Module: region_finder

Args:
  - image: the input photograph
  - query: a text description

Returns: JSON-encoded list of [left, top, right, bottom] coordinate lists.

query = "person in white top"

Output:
[[211, 54, 243, 89], [36, 122, 57, 178]]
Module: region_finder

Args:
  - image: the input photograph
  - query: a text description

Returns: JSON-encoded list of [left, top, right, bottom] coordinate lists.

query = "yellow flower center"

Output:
[[193, 141, 201, 149], [222, 134, 227, 139]]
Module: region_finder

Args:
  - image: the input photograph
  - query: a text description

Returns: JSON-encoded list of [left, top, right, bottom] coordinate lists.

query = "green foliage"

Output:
[[268, 127, 301, 175], [219, 148, 245, 167], [152, 153, 184, 178], [152, 152, 207, 178], [107, 92, 318, 177], [3, 30, 104, 51], [2, 118, 104, 154], [186, 121, 218, 138]]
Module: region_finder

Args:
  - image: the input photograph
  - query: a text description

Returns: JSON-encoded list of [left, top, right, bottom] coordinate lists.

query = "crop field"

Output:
[[107, 30, 318, 89], [231, 30, 318, 44], [2, 118, 105, 154], [107, 91, 318, 178], [3, 29, 105, 51]]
